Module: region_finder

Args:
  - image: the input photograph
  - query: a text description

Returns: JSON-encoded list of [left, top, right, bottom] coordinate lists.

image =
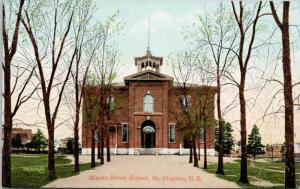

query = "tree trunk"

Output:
[[2, 55, 12, 187], [216, 79, 224, 175], [271, 148, 274, 163], [281, 3, 295, 187], [100, 128, 104, 165], [106, 131, 111, 162], [73, 112, 80, 172], [2, 119, 12, 187], [198, 141, 201, 160], [48, 128, 56, 180], [239, 77, 248, 183], [2, 0, 25, 184], [97, 129, 100, 159], [193, 138, 198, 167], [42, 95, 57, 180], [204, 129, 207, 169], [189, 138, 193, 163], [91, 129, 96, 167]]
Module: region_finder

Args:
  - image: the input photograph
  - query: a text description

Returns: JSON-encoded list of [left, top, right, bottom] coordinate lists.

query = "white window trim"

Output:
[[182, 95, 191, 111], [107, 96, 115, 103], [122, 123, 128, 143], [143, 93, 154, 112], [199, 128, 204, 144], [168, 123, 176, 143]]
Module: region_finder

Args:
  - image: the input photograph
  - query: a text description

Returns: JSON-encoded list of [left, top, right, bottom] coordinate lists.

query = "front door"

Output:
[[144, 133, 154, 148], [183, 134, 191, 148], [141, 120, 156, 148]]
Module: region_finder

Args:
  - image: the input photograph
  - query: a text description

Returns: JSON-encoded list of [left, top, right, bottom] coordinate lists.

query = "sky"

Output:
[[90, 0, 300, 144], [4, 0, 300, 145], [94, 0, 212, 78]]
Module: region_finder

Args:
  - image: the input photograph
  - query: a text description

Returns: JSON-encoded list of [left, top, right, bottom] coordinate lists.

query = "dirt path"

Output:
[[249, 165, 300, 175], [44, 155, 239, 188]]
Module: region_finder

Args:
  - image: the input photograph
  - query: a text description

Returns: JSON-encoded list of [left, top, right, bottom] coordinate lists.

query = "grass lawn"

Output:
[[204, 159, 300, 188], [11, 154, 99, 188]]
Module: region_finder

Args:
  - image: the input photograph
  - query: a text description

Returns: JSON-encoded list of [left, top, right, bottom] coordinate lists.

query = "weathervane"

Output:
[[147, 17, 151, 53], [146, 17, 151, 70]]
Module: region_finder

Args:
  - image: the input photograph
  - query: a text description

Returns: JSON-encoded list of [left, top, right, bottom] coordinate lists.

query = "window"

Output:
[[182, 95, 191, 111], [107, 96, 115, 111], [199, 128, 204, 143], [169, 123, 175, 143], [143, 93, 153, 112], [122, 123, 128, 143]]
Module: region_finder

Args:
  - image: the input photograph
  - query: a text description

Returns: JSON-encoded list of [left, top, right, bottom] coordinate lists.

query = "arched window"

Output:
[[143, 94, 153, 112], [199, 128, 204, 143]]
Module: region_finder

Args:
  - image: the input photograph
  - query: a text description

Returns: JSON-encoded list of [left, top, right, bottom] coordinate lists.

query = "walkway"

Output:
[[44, 155, 239, 188]]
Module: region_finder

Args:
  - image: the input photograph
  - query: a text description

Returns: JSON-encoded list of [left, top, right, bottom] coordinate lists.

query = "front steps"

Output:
[[137, 148, 157, 155]]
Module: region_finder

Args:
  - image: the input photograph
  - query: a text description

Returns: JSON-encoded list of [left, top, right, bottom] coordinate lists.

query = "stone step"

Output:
[[138, 148, 157, 155]]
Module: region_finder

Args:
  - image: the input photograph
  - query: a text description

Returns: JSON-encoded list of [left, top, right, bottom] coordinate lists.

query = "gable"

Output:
[[132, 72, 166, 79], [124, 70, 173, 84]]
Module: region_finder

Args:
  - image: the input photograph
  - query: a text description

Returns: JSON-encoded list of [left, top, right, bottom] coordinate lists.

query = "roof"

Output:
[[60, 137, 73, 141], [114, 71, 217, 91], [111, 82, 126, 87], [172, 82, 217, 88]]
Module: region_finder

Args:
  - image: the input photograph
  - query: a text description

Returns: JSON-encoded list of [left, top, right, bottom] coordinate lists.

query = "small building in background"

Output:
[[60, 137, 73, 148], [268, 143, 282, 158], [54, 139, 60, 151], [12, 128, 32, 144]]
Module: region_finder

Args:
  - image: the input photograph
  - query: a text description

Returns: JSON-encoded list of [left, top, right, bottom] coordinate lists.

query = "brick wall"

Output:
[[82, 81, 216, 149]]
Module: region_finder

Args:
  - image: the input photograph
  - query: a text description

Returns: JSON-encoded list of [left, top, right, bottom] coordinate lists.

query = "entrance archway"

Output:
[[141, 120, 155, 148]]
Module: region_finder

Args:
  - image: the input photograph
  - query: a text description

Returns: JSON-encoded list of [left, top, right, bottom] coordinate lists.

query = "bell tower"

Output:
[[134, 50, 163, 73], [134, 18, 163, 73]]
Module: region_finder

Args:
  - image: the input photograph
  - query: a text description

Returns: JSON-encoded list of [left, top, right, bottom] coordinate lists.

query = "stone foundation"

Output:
[[81, 148, 216, 156]]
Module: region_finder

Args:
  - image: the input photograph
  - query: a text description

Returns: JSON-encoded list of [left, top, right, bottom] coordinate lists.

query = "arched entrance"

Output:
[[141, 120, 155, 148]]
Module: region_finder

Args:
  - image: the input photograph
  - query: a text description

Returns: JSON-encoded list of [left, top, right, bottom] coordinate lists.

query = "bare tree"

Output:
[[230, 1, 264, 183], [1, 0, 38, 186], [269, 2, 295, 188], [82, 80, 100, 167], [170, 49, 197, 166], [64, 0, 101, 172], [195, 60, 216, 169], [85, 13, 122, 165], [191, 2, 237, 174], [170, 49, 215, 168], [21, 0, 78, 179]]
